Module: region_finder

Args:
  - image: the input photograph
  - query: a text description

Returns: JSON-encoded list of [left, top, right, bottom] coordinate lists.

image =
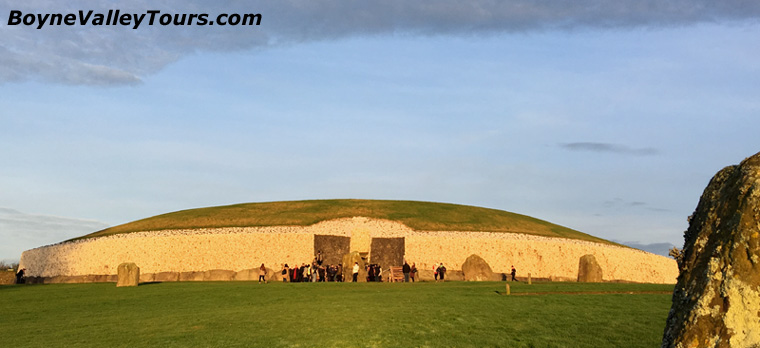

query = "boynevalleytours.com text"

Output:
[[7, 9, 262, 29]]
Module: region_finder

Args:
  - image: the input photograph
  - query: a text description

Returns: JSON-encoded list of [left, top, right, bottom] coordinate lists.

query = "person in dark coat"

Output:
[[297, 264, 306, 282], [281, 264, 289, 282], [436, 263, 446, 282], [402, 261, 411, 282], [511, 265, 517, 281], [16, 268, 25, 284], [316, 251, 324, 266]]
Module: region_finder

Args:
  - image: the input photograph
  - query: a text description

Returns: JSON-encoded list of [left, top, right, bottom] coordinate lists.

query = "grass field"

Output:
[[78, 199, 616, 246], [1, 281, 672, 347]]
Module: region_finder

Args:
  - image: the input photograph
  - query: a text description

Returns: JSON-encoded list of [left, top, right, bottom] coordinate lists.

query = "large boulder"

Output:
[[416, 269, 435, 282], [117, 262, 140, 287], [462, 254, 495, 281], [577, 254, 603, 283], [342, 252, 367, 282], [662, 152, 760, 348]]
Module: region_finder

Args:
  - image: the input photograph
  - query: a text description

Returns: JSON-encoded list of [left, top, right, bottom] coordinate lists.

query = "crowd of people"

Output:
[[261, 251, 438, 283], [276, 261, 346, 282], [256, 251, 519, 284]]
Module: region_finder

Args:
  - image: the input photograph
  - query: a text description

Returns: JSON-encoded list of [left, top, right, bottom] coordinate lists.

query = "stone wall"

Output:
[[0, 270, 16, 285], [19, 217, 677, 284]]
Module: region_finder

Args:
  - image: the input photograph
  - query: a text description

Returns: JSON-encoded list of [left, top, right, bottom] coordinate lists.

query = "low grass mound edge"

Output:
[[74, 199, 617, 246]]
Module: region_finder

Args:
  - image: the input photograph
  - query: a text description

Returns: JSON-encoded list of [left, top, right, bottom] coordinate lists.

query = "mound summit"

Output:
[[20, 199, 677, 284], [79, 199, 612, 243]]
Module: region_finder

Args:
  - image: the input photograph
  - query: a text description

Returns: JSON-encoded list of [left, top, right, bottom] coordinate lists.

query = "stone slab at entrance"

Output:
[[369, 237, 405, 270], [314, 235, 350, 266]]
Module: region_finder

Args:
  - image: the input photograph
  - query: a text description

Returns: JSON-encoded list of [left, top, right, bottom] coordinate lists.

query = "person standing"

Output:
[[316, 251, 324, 266], [352, 262, 360, 282], [318, 265, 326, 282], [15, 268, 25, 284], [410, 263, 417, 282], [259, 264, 268, 284], [281, 264, 289, 282], [433, 264, 438, 281], [402, 261, 411, 283], [298, 264, 306, 282], [511, 265, 517, 281], [436, 263, 447, 282]]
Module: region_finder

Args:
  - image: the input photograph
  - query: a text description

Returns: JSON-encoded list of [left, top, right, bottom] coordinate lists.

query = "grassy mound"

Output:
[[77, 199, 613, 245]]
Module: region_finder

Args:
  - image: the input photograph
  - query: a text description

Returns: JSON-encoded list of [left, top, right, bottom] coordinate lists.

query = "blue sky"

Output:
[[2, 1, 759, 261]]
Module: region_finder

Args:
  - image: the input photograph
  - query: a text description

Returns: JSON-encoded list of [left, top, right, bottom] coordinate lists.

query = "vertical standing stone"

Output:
[[662, 152, 760, 348], [577, 254, 603, 282], [117, 262, 140, 287]]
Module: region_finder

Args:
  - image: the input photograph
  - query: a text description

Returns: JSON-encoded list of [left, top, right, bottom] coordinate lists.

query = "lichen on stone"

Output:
[[662, 151, 760, 348]]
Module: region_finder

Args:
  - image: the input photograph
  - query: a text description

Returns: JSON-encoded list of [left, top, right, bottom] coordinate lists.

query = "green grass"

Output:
[[0, 281, 672, 347], [76, 199, 615, 245]]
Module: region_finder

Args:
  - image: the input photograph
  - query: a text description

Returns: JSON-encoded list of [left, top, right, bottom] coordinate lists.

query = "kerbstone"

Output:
[[461, 254, 496, 281], [117, 262, 139, 287], [577, 254, 603, 283]]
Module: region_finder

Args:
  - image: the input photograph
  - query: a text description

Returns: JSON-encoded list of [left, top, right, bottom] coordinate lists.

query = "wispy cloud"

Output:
[[1, 0, 759, 85], [0, 207, 109, 260], [602, 198, 671, 212], [561, 142, 659, 156]]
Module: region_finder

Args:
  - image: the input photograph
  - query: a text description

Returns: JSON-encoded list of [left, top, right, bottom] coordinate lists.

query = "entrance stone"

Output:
[[342, 251, 367, 282]]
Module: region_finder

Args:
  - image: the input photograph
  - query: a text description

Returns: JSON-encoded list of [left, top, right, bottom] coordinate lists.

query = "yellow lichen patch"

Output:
[[723, 278, 760, 347]]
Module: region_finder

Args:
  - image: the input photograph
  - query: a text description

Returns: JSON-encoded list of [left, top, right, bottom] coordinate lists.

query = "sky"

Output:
[[1, 1, 759, 261]]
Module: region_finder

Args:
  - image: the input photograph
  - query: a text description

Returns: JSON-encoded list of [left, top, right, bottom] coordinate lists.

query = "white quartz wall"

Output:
[[19, 217, 677, 283]]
